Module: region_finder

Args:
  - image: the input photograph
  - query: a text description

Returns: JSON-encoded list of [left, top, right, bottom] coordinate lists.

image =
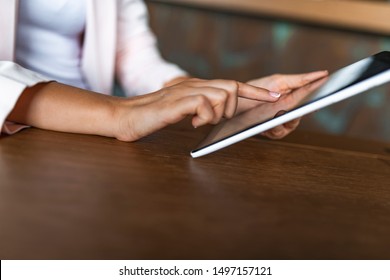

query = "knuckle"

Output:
[[195, 95, 208, 106], [272, 129, 285, 138], [230, 80, 240, 91], [219, 79, 238, 91], [285, 119, 300, 129], [217, 88, 229, 100]]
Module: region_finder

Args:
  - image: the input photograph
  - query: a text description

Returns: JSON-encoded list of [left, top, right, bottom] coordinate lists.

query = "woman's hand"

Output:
[[7, 79, 279, 141], [242, 71, 329, 139], [7, 73, 327, 143], [115, 78, 281, 141]]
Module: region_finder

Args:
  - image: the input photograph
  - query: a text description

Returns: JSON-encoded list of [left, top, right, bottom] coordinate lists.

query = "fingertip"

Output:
[[269, 91, 281, 98], [192, 115, 211, 128], [310, 70, 329, 78], [318, 70, 329, 76], [269, 127, 286, 139], [192, 116, 201, 128]]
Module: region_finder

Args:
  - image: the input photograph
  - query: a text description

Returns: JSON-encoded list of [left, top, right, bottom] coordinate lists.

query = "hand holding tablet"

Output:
[[191, 51, 390, 158]]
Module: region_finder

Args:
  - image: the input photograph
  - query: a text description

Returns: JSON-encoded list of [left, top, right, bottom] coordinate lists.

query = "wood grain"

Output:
[[0, 124, 389, 259]]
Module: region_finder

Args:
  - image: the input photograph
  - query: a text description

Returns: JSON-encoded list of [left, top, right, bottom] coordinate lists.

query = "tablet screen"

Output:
[[192, 51, 390, 157]]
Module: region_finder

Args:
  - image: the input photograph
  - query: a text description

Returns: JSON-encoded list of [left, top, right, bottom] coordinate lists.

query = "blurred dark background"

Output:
[[145, 0, 390, 142]]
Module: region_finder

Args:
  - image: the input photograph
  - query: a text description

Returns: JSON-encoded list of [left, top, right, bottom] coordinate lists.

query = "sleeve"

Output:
[[0, 61, 51, 135], [115, 0, 187, 97]]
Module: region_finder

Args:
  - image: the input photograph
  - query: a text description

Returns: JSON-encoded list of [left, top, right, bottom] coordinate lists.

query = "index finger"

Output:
[[237, 81, 281, 102]]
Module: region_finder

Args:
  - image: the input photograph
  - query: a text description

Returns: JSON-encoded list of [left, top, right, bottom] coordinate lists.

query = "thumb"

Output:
[[284, 70, 329, 89]]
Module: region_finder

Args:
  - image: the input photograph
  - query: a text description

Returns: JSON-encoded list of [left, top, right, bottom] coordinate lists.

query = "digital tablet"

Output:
[[191, 51, 390, 158]]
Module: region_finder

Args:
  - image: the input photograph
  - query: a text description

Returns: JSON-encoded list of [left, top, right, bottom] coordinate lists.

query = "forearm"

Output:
[[7, 82, 120, 138]]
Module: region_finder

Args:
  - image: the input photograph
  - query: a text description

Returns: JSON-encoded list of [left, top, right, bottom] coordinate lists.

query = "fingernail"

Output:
[[270, 91, 281, 98]]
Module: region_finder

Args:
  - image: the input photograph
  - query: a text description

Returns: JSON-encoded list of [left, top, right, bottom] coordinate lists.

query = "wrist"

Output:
[[164, 76, 191, 87], [111, 98, 139, 142]]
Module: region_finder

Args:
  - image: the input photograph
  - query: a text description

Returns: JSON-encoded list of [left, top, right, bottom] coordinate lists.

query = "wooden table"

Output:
[[0, 122, 389, 259]]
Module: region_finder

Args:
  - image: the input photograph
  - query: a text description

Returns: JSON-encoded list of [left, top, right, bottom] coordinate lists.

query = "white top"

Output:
[[15, 0, 88, 89], [0, 0, 187, 134]]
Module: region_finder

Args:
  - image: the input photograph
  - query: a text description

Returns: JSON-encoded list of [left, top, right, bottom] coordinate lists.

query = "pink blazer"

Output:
[[0, 0, 185, 133]]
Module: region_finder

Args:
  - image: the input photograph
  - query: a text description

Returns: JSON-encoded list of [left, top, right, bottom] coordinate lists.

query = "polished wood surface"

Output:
[[150, 0, 390, 35], [0, 123, 389, 259]]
